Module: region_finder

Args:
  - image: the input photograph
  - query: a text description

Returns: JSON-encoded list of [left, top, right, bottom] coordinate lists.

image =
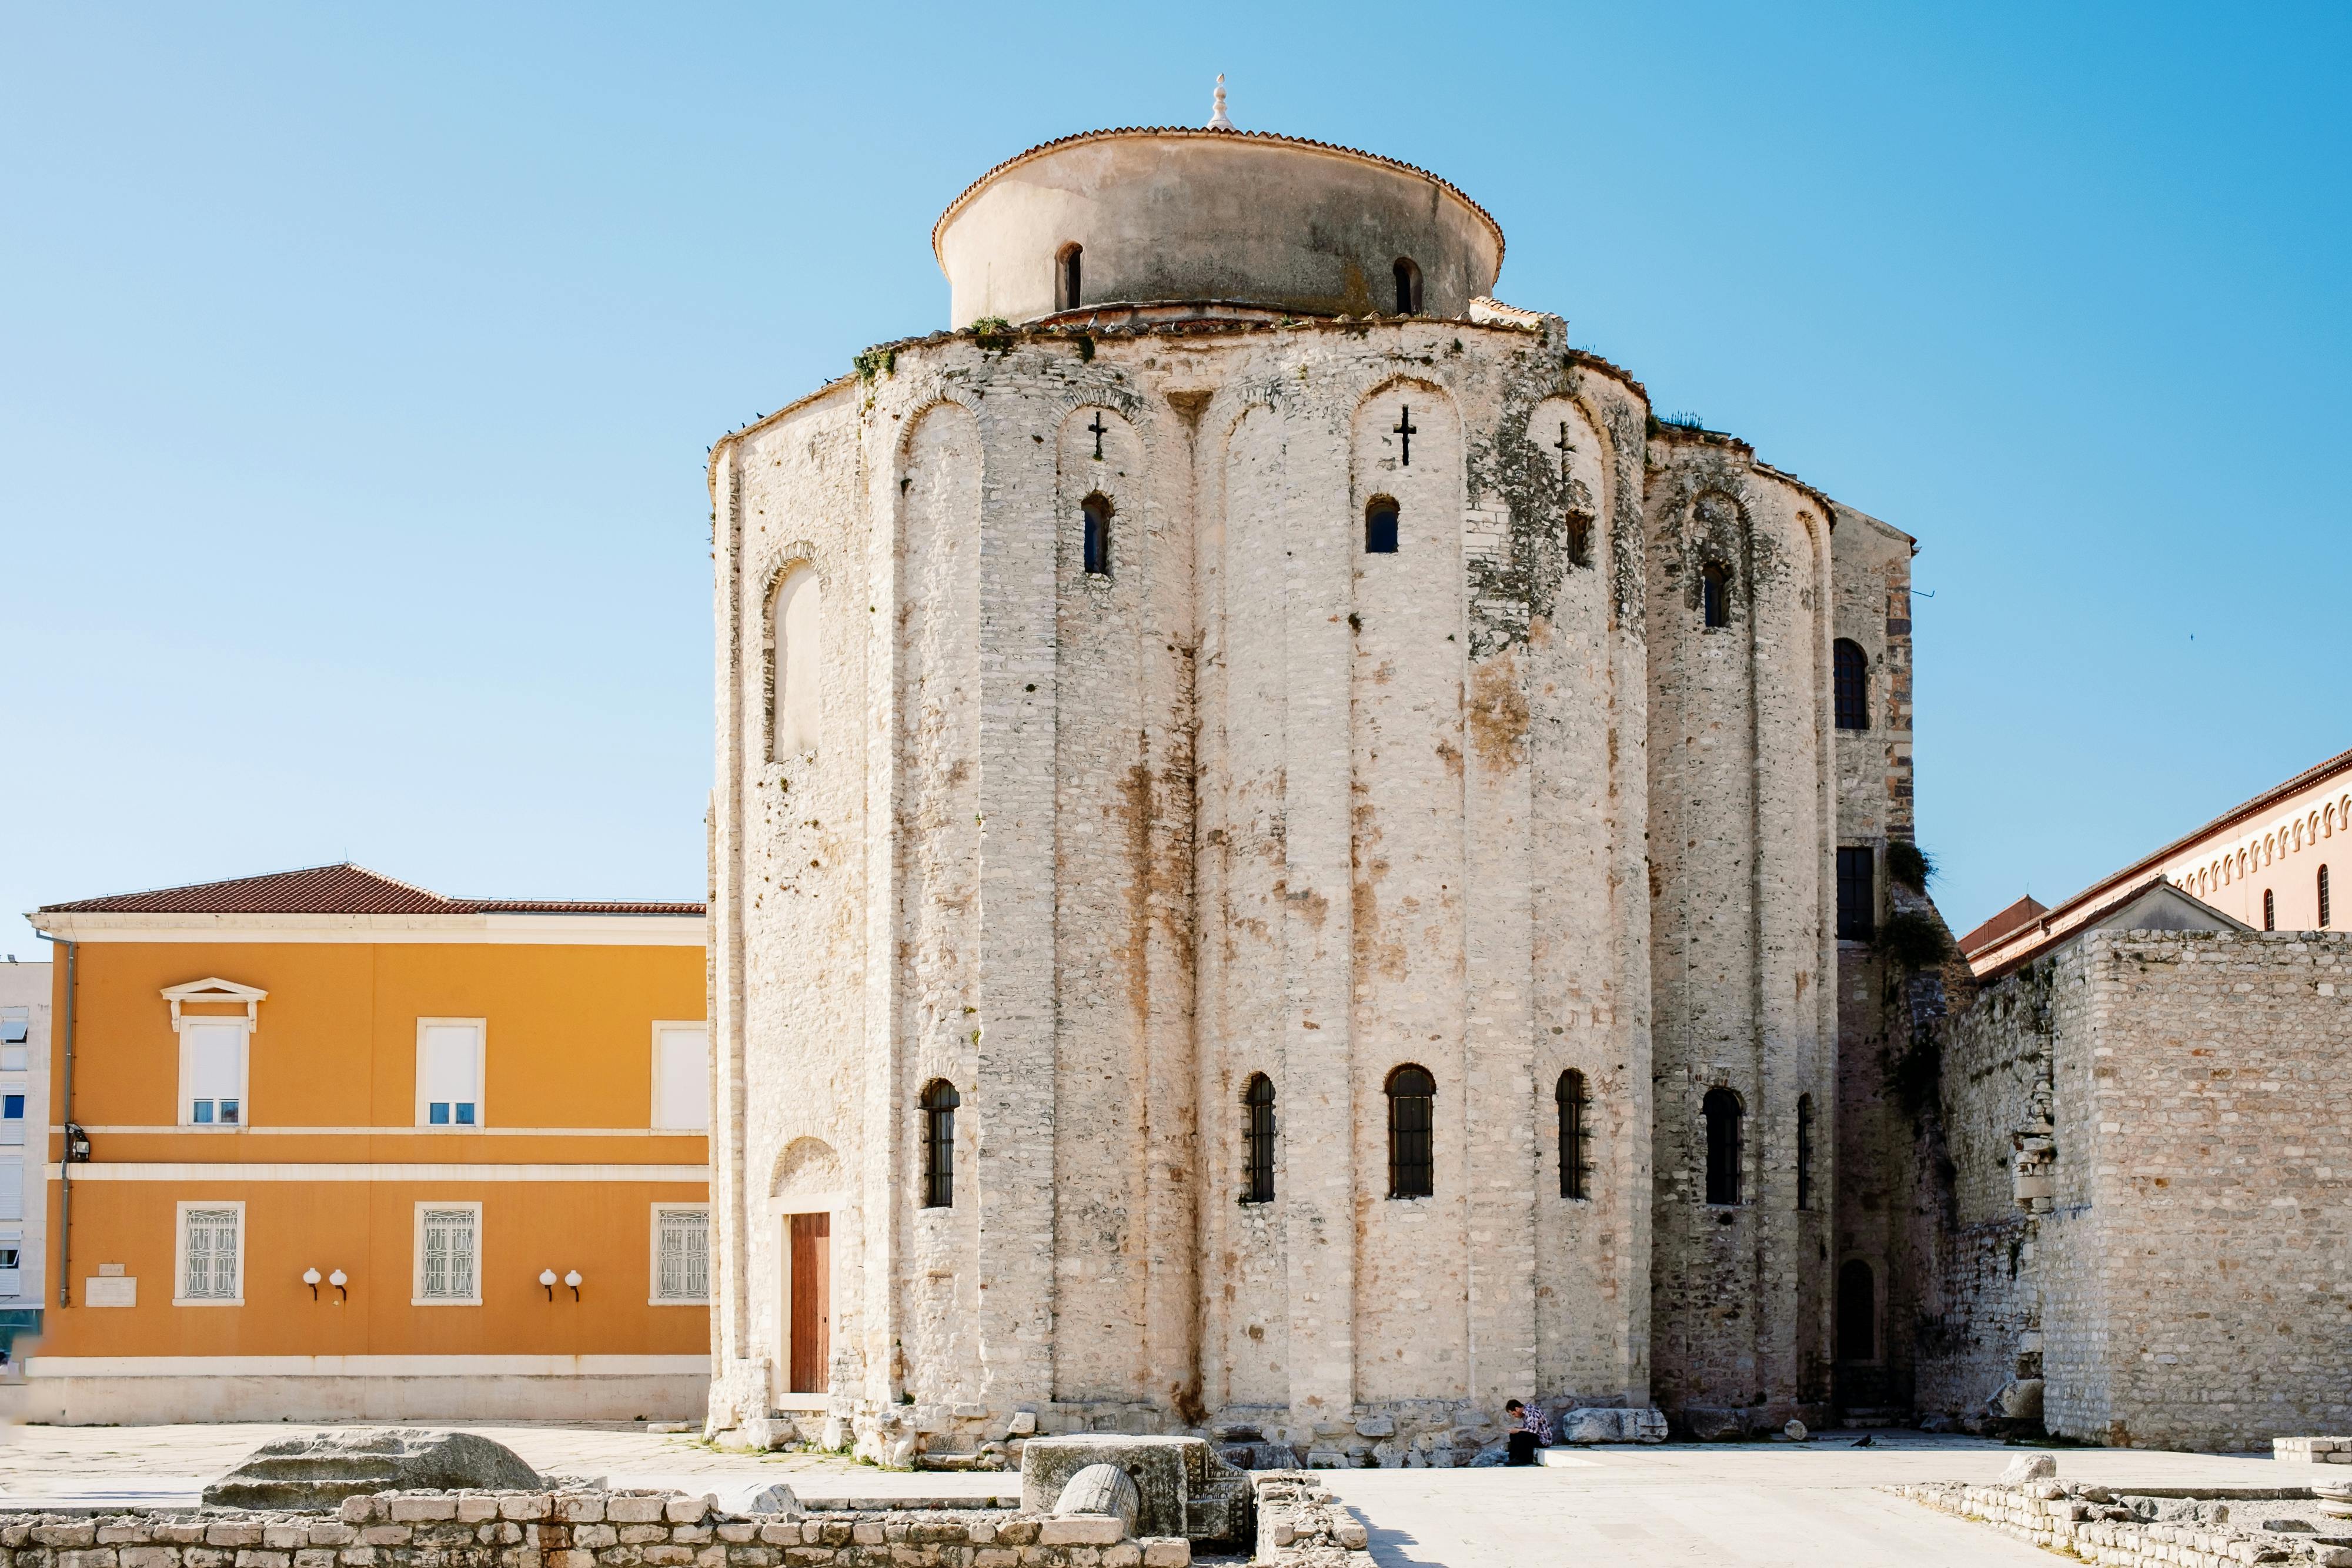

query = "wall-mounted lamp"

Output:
[[303, 1267, 321, 1300], [539, 1268, 558, 1301], [328, 1268, 348, 1304], [563, 1269, 583, 1302]]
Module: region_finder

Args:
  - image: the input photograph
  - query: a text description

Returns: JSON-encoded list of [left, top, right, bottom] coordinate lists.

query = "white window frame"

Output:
[[649, 1021, 711, 1132], [414, 1018, 488, 1129], [175, 1019, 252, 1129], [173, 1199, 246, 1306], [411, 1199, 484, 1306], [649, 1202, 712, 1305]]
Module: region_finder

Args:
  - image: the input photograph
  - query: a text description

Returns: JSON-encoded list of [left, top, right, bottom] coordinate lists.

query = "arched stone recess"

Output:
[[1047, 396, 1200, 1407], [758, 546, 827, 766], [771, 1135, 847, 1205], [1347, 376, 1474, 1406], [892, 398, 985, 1406], [1197, 392, 1302, 1418]]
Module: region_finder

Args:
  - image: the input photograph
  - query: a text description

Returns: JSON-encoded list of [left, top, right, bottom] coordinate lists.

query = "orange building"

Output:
[[21, 863, 709, 1423]]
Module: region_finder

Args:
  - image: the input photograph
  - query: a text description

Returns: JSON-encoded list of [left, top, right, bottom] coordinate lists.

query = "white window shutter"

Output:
[[0, 1164, 21, 1221], [186, 1024, 242, 1100], [656, 1028, 710, 1131], [421, 1027, 479, 1102]]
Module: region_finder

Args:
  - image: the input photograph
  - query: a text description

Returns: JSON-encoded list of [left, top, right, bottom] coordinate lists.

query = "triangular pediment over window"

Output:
[[162, 977, 269, 1032]]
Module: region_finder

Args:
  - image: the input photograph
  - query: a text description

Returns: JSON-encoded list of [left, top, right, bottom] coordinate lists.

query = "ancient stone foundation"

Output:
[[0, 1491, 1193, 1568], [1895, 1477, 2352, 1568]]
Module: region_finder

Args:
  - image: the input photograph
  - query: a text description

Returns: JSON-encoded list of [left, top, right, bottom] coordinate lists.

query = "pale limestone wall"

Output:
[[708, 303, 1887, 1455], [1641, 434, 1840, 1426], [1918, 930, 2352, 1449]]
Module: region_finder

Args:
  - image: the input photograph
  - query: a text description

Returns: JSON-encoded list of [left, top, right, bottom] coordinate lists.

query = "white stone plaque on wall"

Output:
[[83, 1275, 135, 1306]]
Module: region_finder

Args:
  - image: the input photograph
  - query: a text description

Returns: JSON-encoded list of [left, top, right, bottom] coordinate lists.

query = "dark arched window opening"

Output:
[[1242, 1074, 1277, 1205], [1703, 1087, 1742, 1206], [1566, 509, 1593, 570], [1700, 561, 1730, 628], [1081, 493, 1111, 578], [1055, 243, 1082, 312], [1392, 257, 1422, 315], [1833, 639, 1869, 730], [1796, 1094, 1814, 1211], [2264, 888, 2277, 931], [920, 1079, 958, 1209], [1365, 495, 1399, 555], [1556, 1069, 1592, 1201], [1837, 1259, 1875, 1360], [1387, 1064, 1435, 1199], [2321, 865, 2333, 928]]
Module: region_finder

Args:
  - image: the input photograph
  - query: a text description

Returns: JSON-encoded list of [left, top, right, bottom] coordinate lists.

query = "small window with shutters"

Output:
[[652, 1205, 711, 1303], [652, 1024, 711, 1131], [175, 1201, 243, 1305], [180, 1020, 247, 1126], [415, 1020, 484, 1128], [414, 1202, 480, 1305]]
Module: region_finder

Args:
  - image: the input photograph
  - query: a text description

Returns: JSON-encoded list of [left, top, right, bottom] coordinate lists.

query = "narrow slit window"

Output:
[[1566, 509, 1593, 570], [1392, 257, 1422, 315], [1242, 1074, 1276, 1205], [1701, 561, 1730, 628], [1056, 243, 1082, 311], [1703, 1087, 1742, 1206], [1796, 1094, 1814, 1211], [1365, 496, 1399, 555], [920, 1079, 958, 1209], [1836, 846, 1876, 941], [1556, 1069, 1591, 1201], [1082, 493, 1112, 577], [2320, 865, 2332, 928], [1837, 1259, 1875, 1360], [1833, 639, 1869, 730], [1387, 1064, 1435, 1199], [2264, 888, 2276, 930]]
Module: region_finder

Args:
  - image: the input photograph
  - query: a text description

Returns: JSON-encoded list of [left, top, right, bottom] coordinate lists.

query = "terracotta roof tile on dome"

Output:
[[930, 126, 1505, 269], [38, 862, 703, 917]]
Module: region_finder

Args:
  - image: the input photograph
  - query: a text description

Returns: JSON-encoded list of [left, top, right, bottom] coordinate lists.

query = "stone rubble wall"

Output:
[[2279, 1439, 2352, 1465], [1894, 1480, 2352, 1568], [1248, 1475, 1370, 1567], [0, 1492, 1191, 1568]]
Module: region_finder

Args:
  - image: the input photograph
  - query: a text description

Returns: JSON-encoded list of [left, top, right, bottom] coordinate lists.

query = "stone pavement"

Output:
[[0, 1423, 2288, 1567], [1319, 1435, 2280, 1568]]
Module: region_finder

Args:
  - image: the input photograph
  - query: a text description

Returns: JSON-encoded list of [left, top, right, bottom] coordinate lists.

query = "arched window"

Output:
[[1081, 493, 1112, 577], [1700, 561, 1730, 628], [1242, 1074, 1277, 1205], [1556, 1069, 1591, 1201], [1392, 257, 1422, 316], [1836, 1259, 1875, 1360], [1055, 243, 1082, 312], [920, 1079, 958, 1209], [1832, 639, 1869, 730], [1796, 1093, 1815, 1211], [1565, 505, 1593, 570], [1364, 495, 1400, 555], [2264, 888, 2276, 931], [1702, 1087, 1742, 1206], [766, 563, 821, 761], [2321, 865, 2333, 929], [1386, 1064, 1435, 1199]]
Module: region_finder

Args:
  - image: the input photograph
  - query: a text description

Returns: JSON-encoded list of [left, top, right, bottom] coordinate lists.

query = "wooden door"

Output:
[[789, 1212, 830, 1393]]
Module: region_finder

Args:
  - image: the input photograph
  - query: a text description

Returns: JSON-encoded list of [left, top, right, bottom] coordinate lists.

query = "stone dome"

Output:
[[931, 125, 1505, 328]]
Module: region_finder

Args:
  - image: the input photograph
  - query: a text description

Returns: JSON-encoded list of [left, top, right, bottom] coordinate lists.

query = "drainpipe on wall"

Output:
[[46, 935, 76, 1307]]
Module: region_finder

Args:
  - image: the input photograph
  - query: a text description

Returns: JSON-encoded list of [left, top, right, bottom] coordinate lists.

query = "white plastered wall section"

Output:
[[0, 963, 52, 1316]]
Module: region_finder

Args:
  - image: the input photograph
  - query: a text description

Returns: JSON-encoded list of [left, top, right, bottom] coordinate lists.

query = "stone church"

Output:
[[701, 98, 1925, 1463]]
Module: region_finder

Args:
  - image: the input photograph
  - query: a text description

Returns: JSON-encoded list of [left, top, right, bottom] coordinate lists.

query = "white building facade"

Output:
[[0, 957, 52, 1355]]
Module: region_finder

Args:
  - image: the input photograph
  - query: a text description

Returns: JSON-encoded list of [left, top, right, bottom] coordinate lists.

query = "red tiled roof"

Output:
[[1956, 894, 2049, 957], [39, 862, 702, 917]]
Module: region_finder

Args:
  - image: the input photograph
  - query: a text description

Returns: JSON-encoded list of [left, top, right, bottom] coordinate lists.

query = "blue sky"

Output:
[[5, 2, 2346, 941]]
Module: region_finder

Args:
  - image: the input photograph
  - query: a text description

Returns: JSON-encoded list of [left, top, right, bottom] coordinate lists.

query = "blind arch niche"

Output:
[[766, 561, 822, 761]]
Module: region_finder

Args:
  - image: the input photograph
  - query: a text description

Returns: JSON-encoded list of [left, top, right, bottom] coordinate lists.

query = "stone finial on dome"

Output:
[[1207, 73, 1233, 131]]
